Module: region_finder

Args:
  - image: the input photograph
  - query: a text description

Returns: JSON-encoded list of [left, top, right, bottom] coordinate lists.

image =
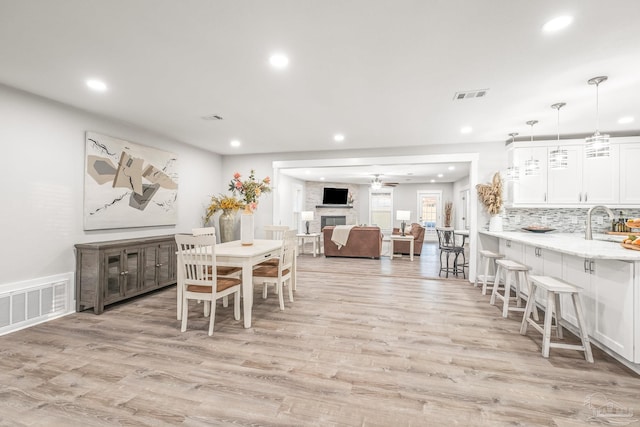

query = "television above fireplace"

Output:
[[322, 187, 348, 205]]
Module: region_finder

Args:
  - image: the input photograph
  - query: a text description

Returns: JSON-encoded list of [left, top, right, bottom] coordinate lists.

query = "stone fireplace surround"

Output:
[[305, 181, 359, 233]]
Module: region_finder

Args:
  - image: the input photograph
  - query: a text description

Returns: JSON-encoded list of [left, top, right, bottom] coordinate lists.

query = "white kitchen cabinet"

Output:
[[562, 255, 634, 361], [512, 146, 548, 204], [547, 145, 583, 204], [523, 246, 562, 308], [582, 144, 619, 204], [620, 142, 640, 204], [546, 143, 619, 204], [499, 239, 524, 264]]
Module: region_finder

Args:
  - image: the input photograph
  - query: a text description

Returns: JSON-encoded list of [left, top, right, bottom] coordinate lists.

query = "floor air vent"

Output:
[[0, 273, 73, 336]]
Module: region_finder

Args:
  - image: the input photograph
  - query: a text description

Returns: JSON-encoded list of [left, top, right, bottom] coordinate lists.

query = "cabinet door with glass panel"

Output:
[[103, 247, 140, 303]]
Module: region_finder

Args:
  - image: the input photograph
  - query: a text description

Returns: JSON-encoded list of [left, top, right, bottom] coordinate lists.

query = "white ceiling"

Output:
[[280, 162, 470, 185], [1, 0, 639, 158]]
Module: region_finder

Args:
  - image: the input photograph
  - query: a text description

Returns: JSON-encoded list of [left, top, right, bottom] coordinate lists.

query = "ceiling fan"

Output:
[[370, 174, 399, 189]]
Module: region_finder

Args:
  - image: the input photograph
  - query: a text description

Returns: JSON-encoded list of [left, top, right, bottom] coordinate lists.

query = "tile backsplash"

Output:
[[497, 207, 640, 233]]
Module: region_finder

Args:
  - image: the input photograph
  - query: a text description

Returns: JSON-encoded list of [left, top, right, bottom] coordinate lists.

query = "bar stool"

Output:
[[490, 259, 538, 320], [520, 275, 593, 363], [474, 250, 505, 295]]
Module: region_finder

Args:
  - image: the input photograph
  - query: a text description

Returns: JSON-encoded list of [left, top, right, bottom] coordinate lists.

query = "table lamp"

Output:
[[396, 210, 411, 236], [301, 211, 314, 234]]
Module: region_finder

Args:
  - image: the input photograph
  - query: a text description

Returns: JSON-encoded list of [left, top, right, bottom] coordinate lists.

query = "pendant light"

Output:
[[505, 133, 520, 182], [549, 102, 568, 170], [523, 120, 540, 176], [585, 76, 610, 158]]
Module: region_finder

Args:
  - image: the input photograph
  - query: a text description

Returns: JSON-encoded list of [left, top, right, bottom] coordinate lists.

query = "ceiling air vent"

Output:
[[453, 89, 489, 101], [201, 114, 223, 120]]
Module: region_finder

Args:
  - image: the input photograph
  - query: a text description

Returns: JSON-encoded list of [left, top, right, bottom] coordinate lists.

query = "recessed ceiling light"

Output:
[[618, 116, 634, 124], [86, 79, 107, 92], [333, 134, 345, 142], [448, 166, 455, 171], [437, 173, 444, 178], [430, 179, 435, 183], [230, 140, 241, 148], [460, 126, 472, 134], [542, 16, 573, 33], [269, 53, 289, 69]]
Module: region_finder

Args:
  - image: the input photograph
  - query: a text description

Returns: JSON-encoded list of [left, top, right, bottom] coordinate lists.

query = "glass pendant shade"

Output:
[[524, 120, 540, 176], [585, 131, 610, 158], [549, 102, 568, 170], [504, 133, 520, 182], [585, 76, 610, 158]]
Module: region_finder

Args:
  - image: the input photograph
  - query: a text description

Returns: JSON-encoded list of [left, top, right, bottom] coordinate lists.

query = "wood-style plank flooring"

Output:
[[1, 247, 639, 426]]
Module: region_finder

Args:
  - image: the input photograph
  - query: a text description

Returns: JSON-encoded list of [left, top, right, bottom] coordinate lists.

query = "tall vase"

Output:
[[241, 206, 254, 246], [219, 209, 235, 243]]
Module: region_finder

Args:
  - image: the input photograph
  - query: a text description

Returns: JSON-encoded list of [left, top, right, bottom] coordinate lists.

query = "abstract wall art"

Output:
[[84, 132, 178, 230]]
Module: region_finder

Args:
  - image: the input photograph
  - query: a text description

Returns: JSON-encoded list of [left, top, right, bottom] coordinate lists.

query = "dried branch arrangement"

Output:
[[476, 172, 503, 215], [444, 201, 453, 227]]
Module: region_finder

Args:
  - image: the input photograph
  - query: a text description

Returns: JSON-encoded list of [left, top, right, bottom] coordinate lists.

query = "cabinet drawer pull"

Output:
[[579, 193, 582, 202], [156, 263, 163, 267], [120, 270, 129, 276], [585, 193, 588, 202], [589, 260, 595, 274], [583, 259, 589, 273]]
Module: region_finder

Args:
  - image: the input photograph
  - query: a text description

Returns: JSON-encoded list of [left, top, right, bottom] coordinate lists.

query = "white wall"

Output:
[[392, 182, 454, 226], [0, 84, 223, 287]]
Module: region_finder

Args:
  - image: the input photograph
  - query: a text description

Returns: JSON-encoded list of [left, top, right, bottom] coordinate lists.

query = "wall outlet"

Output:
[[514, 215, 521, 224], [570, 216, 578, 224]]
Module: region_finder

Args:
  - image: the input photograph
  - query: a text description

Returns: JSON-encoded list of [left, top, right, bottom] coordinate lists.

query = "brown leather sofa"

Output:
[[391, 223, 425, 256], [323, 226, 383, 259]]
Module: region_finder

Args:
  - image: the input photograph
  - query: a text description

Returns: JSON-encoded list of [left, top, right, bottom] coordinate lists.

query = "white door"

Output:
[[459, 189, 470, 229], [417, 191, 441, 242]]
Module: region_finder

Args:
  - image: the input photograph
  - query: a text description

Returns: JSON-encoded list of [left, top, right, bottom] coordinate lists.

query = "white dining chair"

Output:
[[259, 225, 291, 267], [175, 234, 241, 336], [192, 227, 240, 308], [252, 230, 296, 310]]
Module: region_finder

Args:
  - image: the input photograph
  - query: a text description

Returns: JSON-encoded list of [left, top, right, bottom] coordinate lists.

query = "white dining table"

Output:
[[176, 239, 285, 328]]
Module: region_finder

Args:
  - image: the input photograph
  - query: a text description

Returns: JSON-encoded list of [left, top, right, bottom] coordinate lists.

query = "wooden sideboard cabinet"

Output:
[[75, 235, 177, 314]]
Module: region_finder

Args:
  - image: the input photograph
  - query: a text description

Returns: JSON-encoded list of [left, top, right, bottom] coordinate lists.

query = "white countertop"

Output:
[[479, 230, 640, 261]]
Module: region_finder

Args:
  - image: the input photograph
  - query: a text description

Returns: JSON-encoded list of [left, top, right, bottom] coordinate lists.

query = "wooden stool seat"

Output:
[[520, 276, 594, 363], [475, 250, 505, 294], [490, 259, 538, 320]]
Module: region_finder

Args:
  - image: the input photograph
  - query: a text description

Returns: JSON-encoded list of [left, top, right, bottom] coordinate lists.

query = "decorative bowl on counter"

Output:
[[522, 226, 556, 233]]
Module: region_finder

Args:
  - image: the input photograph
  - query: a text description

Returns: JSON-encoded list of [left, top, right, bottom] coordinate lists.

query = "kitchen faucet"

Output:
[[585, 205, 615, 240]]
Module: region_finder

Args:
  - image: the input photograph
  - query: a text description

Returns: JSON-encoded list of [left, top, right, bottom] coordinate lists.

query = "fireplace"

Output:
[[321, 215, 346, 229]]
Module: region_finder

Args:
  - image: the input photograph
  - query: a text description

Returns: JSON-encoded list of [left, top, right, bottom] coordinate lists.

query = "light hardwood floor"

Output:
[[1, 251, 639, 426]]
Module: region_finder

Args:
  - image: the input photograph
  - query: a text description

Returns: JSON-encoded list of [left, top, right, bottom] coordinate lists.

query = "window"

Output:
[[369, 189, 393, 230]]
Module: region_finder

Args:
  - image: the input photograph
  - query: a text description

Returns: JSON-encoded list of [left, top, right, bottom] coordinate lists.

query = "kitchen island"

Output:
[[479, 230, 640, 374]]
